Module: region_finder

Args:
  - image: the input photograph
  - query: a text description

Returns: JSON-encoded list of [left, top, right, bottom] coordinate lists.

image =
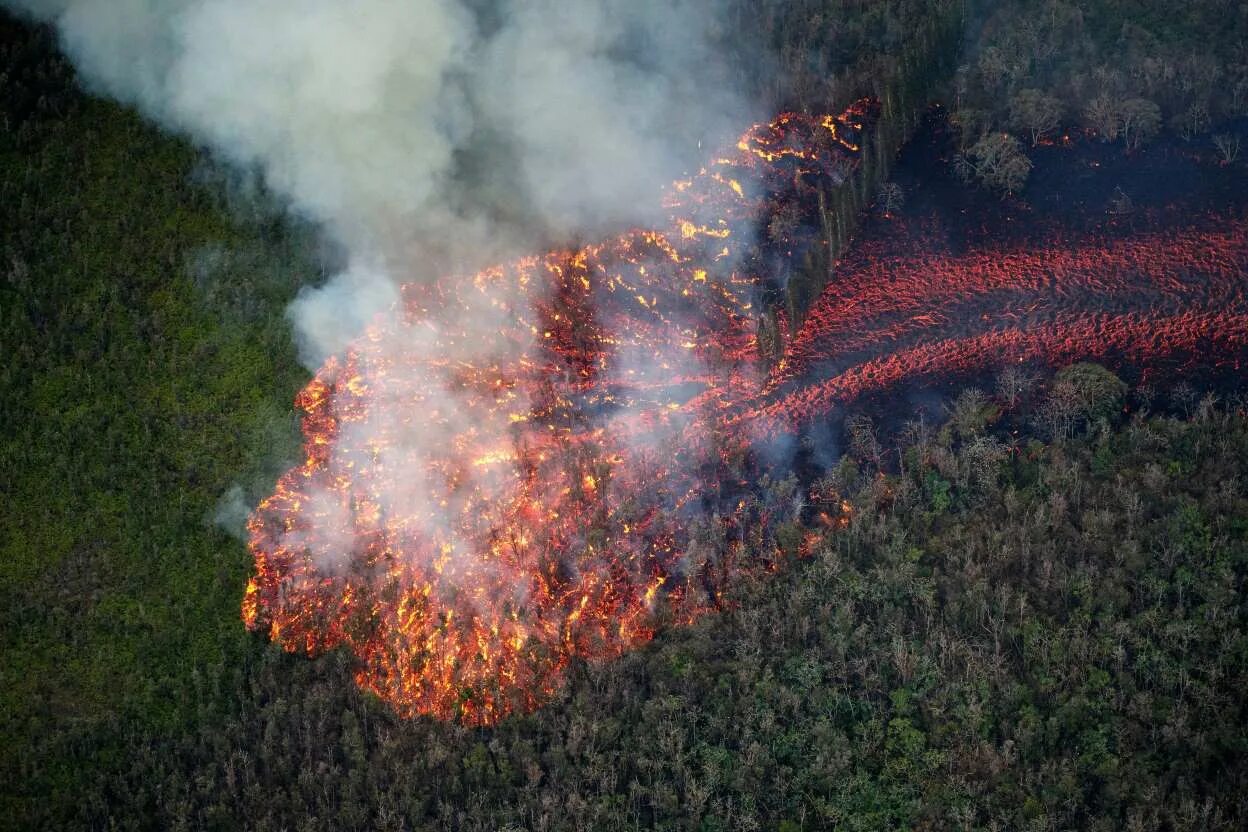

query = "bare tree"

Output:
[[1177, 53, 1221, 99], [1084, 94, 1120, 141], [766, 200, 802, 244], [1108, 186, 1134, 216], [876, 182, 905, 216], [1213, 132, 1242, 164], [1034, 363, 1126, 439], [1171, 381, 1199, 419], [959, 435, 1007, 495], [949, 107, 989, 151], [1233, 77, 1248, 115], [1171, 102, 1210, 142], [977, 45, 1009, 91], [952, 63, 971, 110], [846, 413, 883, 470], [755, 309, 784, 363], [951, 150, 976, 184], [898, 414, 934, 468], [1035, 378, 1083, 440], [1119, 98, 1161, 151], [1009, 89, 1063, 145], [948, 387, 995, 438], [996, 365, 1037, 409]]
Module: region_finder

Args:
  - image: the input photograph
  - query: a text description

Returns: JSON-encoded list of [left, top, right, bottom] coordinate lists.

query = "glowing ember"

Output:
[[243, 101, 1248, 724], [243, 103, 875, 723]]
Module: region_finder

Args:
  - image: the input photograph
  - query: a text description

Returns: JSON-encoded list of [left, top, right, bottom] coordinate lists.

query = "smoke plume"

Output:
[[4, 0, 770, 588], [7, 0, 752, 364]]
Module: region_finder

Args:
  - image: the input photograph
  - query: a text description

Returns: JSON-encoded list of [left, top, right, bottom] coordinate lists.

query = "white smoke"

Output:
[[6, 0, 761, 581], [286, 260, 401, 368], [7, 0, 751, 364]]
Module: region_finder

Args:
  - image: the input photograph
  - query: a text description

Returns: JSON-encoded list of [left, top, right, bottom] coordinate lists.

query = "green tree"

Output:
[[965, 132, 1033, 194]]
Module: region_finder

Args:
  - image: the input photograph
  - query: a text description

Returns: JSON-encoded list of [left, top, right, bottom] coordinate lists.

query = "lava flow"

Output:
[[243, 101, 1248, 724], [243, 102, 874, 723]]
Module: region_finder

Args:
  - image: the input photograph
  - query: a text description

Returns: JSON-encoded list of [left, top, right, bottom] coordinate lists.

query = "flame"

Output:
[[243, 102, 876, 724], [243, 97, 1248, 725]]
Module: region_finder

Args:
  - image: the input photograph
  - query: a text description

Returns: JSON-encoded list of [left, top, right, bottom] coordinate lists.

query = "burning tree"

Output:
[[242, 93, 1248, 727]]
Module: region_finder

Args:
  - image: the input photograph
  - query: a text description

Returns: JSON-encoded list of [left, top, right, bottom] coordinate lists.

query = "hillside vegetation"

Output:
[[0, 17, 318, 824]]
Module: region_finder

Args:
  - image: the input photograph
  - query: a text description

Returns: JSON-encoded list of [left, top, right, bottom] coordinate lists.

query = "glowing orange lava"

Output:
[[243, 101, 1248, 724], [243, 103, 874, 723]]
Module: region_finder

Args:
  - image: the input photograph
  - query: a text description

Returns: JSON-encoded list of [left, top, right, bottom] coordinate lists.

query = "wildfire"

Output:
[[243, 102, 875, 723], [243, 98, 1248, 724]]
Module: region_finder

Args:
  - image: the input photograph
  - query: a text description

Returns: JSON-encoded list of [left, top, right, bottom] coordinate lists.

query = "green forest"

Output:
[[76, 376, 1248, 831], [3, 2, 1247, 830]]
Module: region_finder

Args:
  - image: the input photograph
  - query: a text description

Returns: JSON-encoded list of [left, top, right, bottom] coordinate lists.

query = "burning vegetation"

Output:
[[242, 100, 1248, 724], [242, 102, 875, 723]]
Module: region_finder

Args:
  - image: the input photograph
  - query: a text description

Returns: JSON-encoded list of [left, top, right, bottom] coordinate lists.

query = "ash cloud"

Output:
[[7, 0, 753, 366]]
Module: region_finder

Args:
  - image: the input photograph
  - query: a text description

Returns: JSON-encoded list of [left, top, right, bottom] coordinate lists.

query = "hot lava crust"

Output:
[[243, 102, 1248, 723]]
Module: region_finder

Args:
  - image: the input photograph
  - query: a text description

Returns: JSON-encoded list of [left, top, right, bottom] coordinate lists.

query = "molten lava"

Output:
[[243, 102, 875, 723], [243, 100, 1248, 724]]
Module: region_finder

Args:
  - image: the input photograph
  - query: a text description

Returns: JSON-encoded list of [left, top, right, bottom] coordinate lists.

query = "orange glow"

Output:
[[243, 98, 1248, 725], [243, 103, 875, 724]]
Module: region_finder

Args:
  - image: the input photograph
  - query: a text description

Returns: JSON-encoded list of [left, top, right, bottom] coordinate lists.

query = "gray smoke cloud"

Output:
[[7, 0, 753, 365]]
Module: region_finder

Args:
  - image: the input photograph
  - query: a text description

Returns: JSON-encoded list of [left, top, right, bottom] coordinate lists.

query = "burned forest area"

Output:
[[3, 2, 1248, 831]]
